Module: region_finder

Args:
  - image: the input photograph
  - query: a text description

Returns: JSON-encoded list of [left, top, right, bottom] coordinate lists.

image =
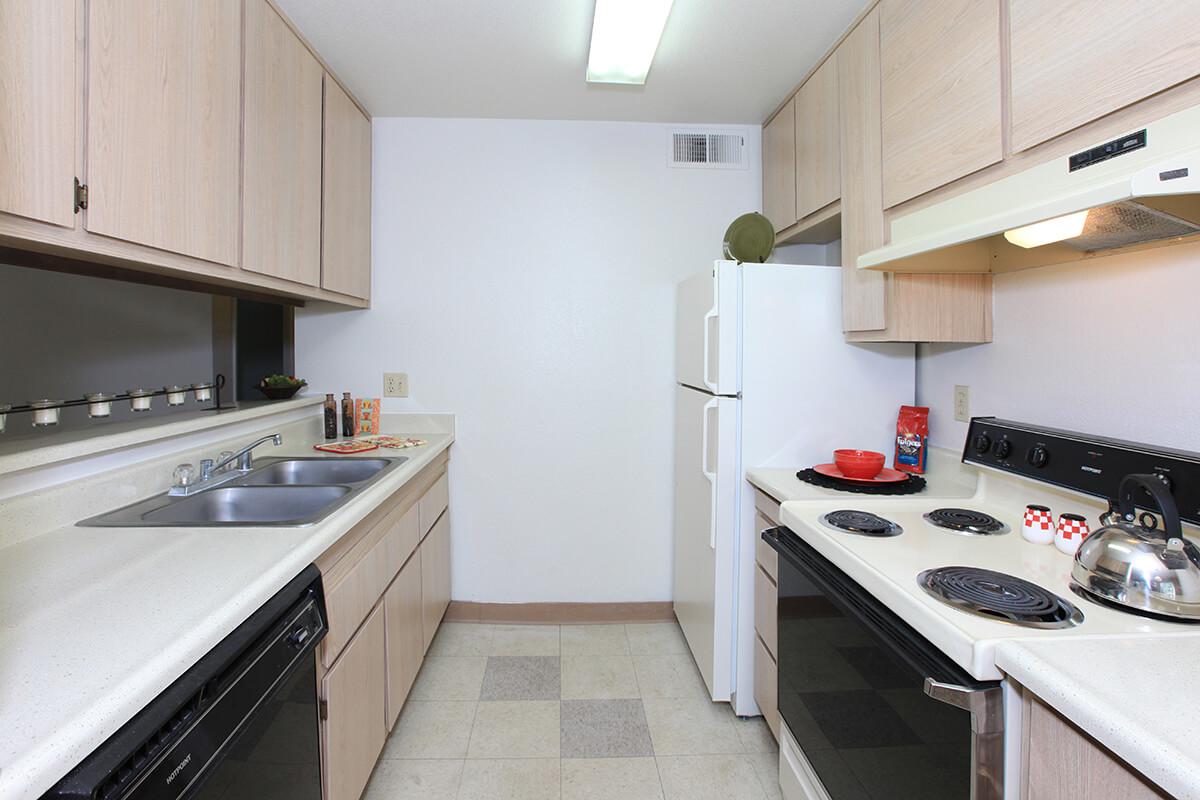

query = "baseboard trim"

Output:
[[444, 601, 676, 625]]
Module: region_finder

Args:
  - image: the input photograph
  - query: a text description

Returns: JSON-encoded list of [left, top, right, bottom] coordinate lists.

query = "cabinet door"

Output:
[[879, 0, 1002, 207], [420, 511, 451, 653], [762, 97, 797, 233], [242, 0, 323, 285], [322, 604, 387, 800], [86, 0, 241, 265], [0, 1, 76, 227], [1009, 1, 1200, 152], [322, 77, 372, 299], [838, 8, 888, 333], [753, 634, 779, 740], [794, 56, 840, 220], [384, 551, 424, 729]]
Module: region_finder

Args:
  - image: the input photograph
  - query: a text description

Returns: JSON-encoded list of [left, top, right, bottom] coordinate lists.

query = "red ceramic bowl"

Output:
[[833, 449, 886, 479]]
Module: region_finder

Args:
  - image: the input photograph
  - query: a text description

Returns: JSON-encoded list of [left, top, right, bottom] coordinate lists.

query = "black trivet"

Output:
[[796, 468, 927, 495]]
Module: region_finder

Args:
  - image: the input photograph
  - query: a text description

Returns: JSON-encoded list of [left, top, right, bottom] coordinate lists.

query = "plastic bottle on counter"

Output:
[[323, 393, 338, 440], [342, 392, 355, 437]]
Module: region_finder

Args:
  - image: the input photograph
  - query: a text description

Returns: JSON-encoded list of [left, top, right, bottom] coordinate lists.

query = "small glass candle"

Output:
[[0, 403, 10, 433], [164, 385, 188, 406], [192, 382, 214, 403], [85, 392, 116, 418], [128, 389, 154, 412], [31, 399, 60, 427]]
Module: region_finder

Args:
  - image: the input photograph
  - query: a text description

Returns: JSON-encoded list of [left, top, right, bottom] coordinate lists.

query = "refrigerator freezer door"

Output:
[[673, 384, 738, 699], [676, 261, 739, 396]]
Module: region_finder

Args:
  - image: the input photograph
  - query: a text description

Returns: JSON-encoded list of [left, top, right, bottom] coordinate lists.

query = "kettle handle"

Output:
[[1118, 474, 1183, 541]]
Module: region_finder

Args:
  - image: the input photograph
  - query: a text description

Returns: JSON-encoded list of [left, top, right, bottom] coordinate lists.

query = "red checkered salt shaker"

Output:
[[1021, 504, 1054, 545], [1054, 513, 1091, 555]]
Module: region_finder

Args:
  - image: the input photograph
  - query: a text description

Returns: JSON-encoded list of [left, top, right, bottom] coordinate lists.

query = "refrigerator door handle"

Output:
[[701, 397, 718, 549], [701, 298, 718, 393]]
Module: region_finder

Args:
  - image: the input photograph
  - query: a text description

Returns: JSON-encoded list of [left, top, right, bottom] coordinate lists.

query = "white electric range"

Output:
[[766, 417, 1200, 800]]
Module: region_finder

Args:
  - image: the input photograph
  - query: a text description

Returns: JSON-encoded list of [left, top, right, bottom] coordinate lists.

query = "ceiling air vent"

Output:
[[669, 130, 747, 169]]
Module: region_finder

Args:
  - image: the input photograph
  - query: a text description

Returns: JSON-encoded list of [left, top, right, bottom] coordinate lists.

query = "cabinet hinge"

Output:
[[318, 698, 329, 721], [74, 178, 88, 213]]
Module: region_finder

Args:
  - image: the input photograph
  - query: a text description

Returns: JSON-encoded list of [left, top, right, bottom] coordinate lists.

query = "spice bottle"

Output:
[[342, 392, 355, 437], [323, 393, 338, 440]]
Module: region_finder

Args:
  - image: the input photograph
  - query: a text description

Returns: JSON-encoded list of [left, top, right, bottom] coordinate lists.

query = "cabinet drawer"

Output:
[[753, 489, 781, 525], [323, 502, 420, 667], [754, 634, 779, 741], [419, 472, 449, 540], [754, 564, 777, 658], [755, 515, 778, 583]]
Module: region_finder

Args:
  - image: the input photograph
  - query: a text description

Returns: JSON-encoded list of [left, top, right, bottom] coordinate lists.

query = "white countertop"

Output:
[[997, 637, 1200, 800], [0, 423, 453, 800]]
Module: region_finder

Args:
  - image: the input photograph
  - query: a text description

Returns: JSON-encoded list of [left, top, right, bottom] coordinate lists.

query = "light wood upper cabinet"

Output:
[[879, 0, 1002, 207], [0, 1, 76, 228], [421, 511, 452, 653], [762, 97, 797, 233], [1009, 0, 1200, 153], [384, 551, 424, 729], [242, 0, 323, 286], [322, 77, 372, 299], [321, 604, 387, 800], [86, 0, 241, 265], [795, 56, 841, 220]]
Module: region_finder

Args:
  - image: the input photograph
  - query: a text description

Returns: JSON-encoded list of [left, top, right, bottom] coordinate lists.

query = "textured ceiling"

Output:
[[273, 0, 869, 123]]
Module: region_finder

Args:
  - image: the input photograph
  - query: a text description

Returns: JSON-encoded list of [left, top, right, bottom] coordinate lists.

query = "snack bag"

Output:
[[355, 398, 381, 435], [895, 405, 930, 474]]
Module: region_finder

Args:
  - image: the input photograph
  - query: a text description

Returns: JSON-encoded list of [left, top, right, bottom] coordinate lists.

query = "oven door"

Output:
[[763, 527, 1003, 800]]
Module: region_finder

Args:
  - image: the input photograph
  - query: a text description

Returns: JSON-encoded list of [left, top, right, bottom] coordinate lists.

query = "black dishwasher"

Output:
[[44, 566, 327, 800]]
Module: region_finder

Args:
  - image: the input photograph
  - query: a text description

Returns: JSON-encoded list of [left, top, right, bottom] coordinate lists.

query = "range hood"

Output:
[[859, 104, 1200, 273]]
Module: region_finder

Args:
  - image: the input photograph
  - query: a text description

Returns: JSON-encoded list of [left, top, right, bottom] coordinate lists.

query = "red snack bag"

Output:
[[895, 405, 930, 474]]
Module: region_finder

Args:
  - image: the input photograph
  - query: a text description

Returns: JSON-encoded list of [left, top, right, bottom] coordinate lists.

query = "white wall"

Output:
[[297, 118, 761, 602], [917, 240, 1200, 451], [0, 265, 213, 437]]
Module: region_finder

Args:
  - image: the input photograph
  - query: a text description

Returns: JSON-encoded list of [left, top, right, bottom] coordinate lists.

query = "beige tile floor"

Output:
[[363, 622, 781, 800]]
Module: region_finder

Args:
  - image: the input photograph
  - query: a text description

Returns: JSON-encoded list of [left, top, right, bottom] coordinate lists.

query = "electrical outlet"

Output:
[[383, 373, 409, 398], [954, 385, 970, 422]]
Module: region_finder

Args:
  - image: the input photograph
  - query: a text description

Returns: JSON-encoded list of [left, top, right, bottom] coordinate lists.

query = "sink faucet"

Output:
[[200, 434, 283, 480]]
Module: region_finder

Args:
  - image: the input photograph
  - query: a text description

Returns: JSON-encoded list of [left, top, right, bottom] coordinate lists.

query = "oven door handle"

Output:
[[925, 679, 1005, 800]]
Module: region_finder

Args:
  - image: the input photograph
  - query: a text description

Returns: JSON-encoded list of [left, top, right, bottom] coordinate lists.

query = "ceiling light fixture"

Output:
[[1003, 210, 1090, 248], [586, 0, 674, 85]]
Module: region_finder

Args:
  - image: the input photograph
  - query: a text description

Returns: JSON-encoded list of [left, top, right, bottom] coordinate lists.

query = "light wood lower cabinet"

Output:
[[754, 634, 779, 740], [1023, 693, 1169, 800], [384, 549, 424, 730], [753, 503, 780, 741], [321, 604, 387, 800], [421, 511, 452, 653]]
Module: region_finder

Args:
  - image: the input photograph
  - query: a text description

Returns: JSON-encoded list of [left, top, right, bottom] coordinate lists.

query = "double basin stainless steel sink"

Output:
[[79, 456, 407, 527]]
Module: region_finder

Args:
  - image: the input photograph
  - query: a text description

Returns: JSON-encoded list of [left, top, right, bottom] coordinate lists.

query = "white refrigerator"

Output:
[[673, 260, 915, 715]]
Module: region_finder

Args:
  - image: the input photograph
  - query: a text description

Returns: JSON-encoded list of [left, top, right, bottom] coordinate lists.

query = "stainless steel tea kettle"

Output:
[[1072, 473, 1200, 620]]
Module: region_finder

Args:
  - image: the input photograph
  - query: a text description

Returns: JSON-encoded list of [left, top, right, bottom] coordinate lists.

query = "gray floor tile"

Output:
[[457, 758, 561, 800], [489, 624, 561, 656], [562, 757, 664, 800], [561, 698, 654, 758], [734, 714, 778, 754], [428, 623, 494, 656], [632, 654, 709, 700], [642, 697, 743, 755], [656, 755, 768, 800], [560, 624, 630, 656], [747, 751, 783, 800], [480, 656, 561, 700], [362, 759, 462, 800], [409, 656, 487, 701], [468, 700, 561, 758]]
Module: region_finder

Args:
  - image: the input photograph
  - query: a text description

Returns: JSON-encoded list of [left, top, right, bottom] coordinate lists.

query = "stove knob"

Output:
[[1027, 446, 1050, 468], [972, 434, 992, 454], [993, 439, 1013, 459]]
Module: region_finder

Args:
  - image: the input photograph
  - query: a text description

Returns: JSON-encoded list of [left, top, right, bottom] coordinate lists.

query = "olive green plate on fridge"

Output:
[[723, 212, 775, 263]]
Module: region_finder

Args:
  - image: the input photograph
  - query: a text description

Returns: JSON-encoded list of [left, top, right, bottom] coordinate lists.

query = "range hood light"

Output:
[[586, 0, 674, 85], [1003, 211, 1090, 249]]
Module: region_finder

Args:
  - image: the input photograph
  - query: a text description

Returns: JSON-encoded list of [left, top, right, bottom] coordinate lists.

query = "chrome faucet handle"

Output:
[[217, 451, 235, 472], [198, 458, 215, 481]]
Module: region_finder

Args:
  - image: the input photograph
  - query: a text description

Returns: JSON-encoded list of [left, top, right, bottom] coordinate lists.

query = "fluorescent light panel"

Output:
[[586, 0, 674, 85], [1003, 210, 1090, 249]]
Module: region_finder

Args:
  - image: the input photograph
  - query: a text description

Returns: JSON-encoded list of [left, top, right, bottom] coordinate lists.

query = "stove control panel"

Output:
[[963, 417, 1200, 526]]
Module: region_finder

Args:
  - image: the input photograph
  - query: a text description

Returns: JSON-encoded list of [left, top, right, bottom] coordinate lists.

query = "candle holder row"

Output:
[[0, 375, 226, 433]]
